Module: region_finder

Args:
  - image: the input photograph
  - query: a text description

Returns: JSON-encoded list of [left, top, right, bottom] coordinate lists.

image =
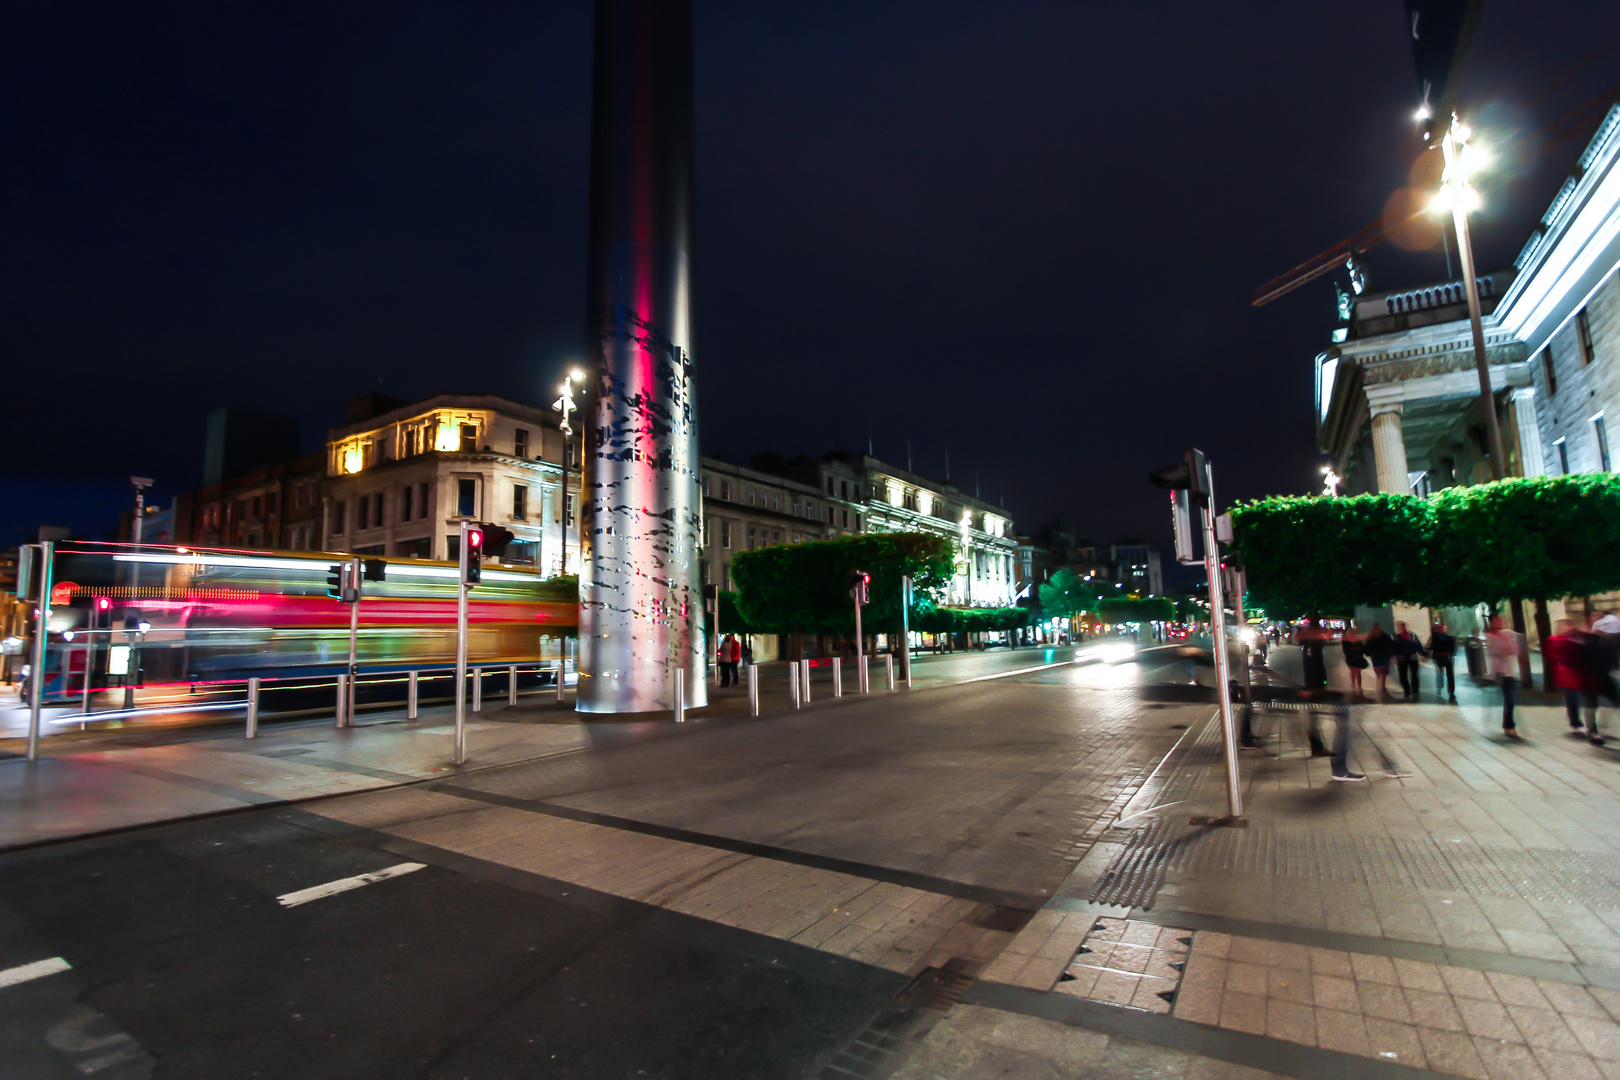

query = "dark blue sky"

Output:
[[3, 1, 1616, 551]]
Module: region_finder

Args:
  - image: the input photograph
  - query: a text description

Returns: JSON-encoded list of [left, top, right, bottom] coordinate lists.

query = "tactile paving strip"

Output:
[[1091, 818, 1620, 910]]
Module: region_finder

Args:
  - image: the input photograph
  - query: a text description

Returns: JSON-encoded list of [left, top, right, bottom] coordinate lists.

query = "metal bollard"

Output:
[[789, 662, 801, 709], [335, 673, 348, 727], [859, 655, 869, 694], [407, 670, 419, 721], [472, 666, 483, 712], [508, 663, 518, 706], [905, 651, 913, 689], [246, 676, 260, 739], [885, 653, 895, 691], [832, 657, 842, 697], [673, 668, 685, 722], [556, 660, 566, 703], [802, 659, 812, 703], [748, 663, 760, 717]]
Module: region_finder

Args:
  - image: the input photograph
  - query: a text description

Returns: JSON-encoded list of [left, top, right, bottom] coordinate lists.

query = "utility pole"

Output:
[[345, 556, 360, 726], [455, 521, 484, 764], [552, 369, 585, 577], [25, 542, 53, 762]]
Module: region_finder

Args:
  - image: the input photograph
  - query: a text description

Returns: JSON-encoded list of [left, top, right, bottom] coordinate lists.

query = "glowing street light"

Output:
[[1428, 112, 1506, 479], [552, 368, 587, 577]]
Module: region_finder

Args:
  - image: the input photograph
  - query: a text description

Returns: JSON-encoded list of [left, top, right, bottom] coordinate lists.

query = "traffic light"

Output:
[[704, 583, 719, 614], [326, 561, 359, 602], [848, 569, 870, 605], [1147, 448, 1210, 507], [462, 528, 483, 586], [474, 523, 515, 560], [362, 558, 387, 582]]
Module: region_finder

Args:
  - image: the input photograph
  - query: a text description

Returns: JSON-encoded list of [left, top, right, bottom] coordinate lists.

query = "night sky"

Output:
[[4, 1, 1617, 556]]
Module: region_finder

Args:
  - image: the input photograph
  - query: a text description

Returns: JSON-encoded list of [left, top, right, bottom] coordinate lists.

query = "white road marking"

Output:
[[277, 862, 426, 907], [0, 956, 71, 989]]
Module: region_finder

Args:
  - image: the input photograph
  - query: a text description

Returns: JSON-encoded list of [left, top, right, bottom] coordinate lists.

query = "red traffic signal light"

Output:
[[95, 597, 111, 611], [468, 529, 482, 547]]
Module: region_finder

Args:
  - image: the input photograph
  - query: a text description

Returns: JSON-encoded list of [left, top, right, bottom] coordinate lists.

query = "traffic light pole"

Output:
[[853, 591, 865, 694], [455, 521, 472, 764], [1201, 476, 1242, 820], [345, 557, 360, 727], [27, 542, 53, 762]]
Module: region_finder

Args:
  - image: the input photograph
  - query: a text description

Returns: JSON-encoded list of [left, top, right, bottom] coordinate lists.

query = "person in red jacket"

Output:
[[1546, 620, 1590, 735], [718, 634, 741, 687]]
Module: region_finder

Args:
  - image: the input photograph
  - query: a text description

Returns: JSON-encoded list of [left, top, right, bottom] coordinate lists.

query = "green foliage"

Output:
[[1229, 493, 1429, 616], [1230, 475, 1620, 616], [1097, 596, 1175, 623], [911, 605, 1029, 634], [730, 532, 955, 635], [1037, 568, 1098, 618], [1422, 475, 1620, 605]]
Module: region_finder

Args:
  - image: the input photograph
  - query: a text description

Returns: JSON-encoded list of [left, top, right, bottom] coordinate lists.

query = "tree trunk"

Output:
[[1510, 599, 1533, 685], [1534, 598, 1554, 691]]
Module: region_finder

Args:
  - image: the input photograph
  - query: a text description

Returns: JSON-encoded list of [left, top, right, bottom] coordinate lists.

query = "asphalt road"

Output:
[[0, 647, 1213, 1079], [0, 808, 899, 1080]]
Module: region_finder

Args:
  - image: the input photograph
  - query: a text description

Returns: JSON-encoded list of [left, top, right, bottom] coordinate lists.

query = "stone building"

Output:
[[1318, 102, 1620, 499], [173, 451, 327, 551], [322, 394, 577, 571]]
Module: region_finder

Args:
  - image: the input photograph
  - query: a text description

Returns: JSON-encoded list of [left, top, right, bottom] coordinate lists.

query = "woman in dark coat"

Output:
[[1341, 626, 1369, 699], [1363, 624, 1394, 699]]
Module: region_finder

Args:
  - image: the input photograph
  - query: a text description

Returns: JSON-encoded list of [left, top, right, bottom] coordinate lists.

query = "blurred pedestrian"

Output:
[[1393, 621, 1424, 700], [1364, 624, 1394, 698], [741, 639, 754, 667], [1486, 615, 1523, 738], [1341, 626, 1368, 699], [1546, 619, 1591, 735], [1427, 621, 1458, 703], [1580, 614, 1620, 744], [718, 634, 741, 687]]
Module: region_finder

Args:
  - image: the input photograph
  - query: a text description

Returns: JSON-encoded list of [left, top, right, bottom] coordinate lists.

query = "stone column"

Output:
[[1365, 386, 1410, 495], [1512, 387, 1545, 476]]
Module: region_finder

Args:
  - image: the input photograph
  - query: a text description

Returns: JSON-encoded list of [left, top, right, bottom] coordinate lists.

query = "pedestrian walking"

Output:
[[1427, 621, 1458, 703], [1579, 614, 1620, 744], [718, 634, 741, 687], [1340, 626, 1368, 699], [1393, 621, 1424, 700], [1546, 619, 1592, 736], [1486, 615, 1523, 737], [1363, 624, 1394, 699], [741, 639, 754, 667]]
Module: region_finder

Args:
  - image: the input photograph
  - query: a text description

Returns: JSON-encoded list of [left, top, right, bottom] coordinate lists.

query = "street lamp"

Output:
[[1430, 113, 1506, 480], [552, 368, 587, 577]]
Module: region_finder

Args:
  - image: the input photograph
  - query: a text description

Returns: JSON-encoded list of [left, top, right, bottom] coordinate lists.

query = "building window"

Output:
[[748, 525, 757, 550], [373, 493, 385, 529], [1579, 309, 1595, 366], [1556, 438, 1569, 474], [292, 487, 302, 512], [401, 484, 413, 522], [417, 482, 430, 519], [513, 484, 528, 520], [854, 513, 860, 530], [460, 423, 478, 453], [772, 531, 781, 543], [333, 502, 346, 535], [720, 480, 731, 501], [404, 429, 417, 457], [565, 494, 576, 527], [842, 509, 849, 528], [827, 506, 834, 524], [721, 521, 732, 549], [514, 428, 529, 458], [841, 480, 849, 500], [565, 438, 577, 467], [1594, 415, 1611, 472], [457, 478, 476, 517], [792, 497, 800, 516], [826, 476, 834, 495], [700, 476, 709, 496], [1542, 348, 1558, 396], [793, 532, 801, 543]]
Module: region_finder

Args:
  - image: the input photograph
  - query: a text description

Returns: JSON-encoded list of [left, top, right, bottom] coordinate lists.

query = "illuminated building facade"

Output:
[[699, 458, 831, 592], [323, 394, 577, 572], [1318, 102, 1620, 499]]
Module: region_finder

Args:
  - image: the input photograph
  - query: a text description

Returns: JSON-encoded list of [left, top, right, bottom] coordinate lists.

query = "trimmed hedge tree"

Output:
[[730, 532, 955, 637], [1229, 475, 1620, 617]]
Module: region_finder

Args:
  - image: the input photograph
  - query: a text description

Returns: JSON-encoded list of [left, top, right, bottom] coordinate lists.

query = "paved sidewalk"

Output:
[[973, 681, 1620, 1079]]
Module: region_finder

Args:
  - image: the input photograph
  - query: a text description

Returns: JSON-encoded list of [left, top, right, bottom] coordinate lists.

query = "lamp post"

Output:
[[552, 368, 586, 578], [1431, 112, 1505, 481]]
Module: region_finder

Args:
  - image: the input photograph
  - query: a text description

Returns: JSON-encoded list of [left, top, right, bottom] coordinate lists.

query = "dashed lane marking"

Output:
[[276, 862, 426, 907], [0, 956, 71, 989]]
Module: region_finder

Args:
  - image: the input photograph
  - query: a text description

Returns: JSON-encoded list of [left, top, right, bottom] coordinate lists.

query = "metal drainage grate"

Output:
[[897, 965, 977, 1012], [1091, 818, 1620, 911]]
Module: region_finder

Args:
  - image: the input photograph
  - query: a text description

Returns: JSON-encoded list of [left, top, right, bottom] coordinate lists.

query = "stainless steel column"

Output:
[[407, 670, 419, 721], [885, 654, 895, 691], [472, 666, 483, 713], [747, 663, 759, 716], [832, 658, 842, 697], [789, 662, 800, 710], [246, 677, 259, 739], [578, 0, 705, 714], [508, 663, 518, 706]]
